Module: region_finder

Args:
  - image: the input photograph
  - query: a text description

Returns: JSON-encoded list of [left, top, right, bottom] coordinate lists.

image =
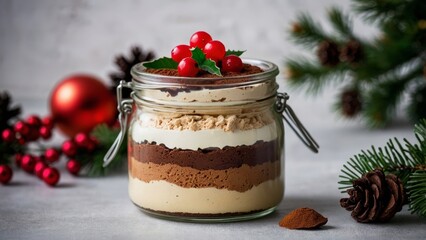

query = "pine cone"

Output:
[[340, 40, 363, 64], [317, 40, 340, 67], [340, 169, 405, 223], [0, 91, 21, 131], [341, 89, 362, 118], [110, 46, 155, 98]]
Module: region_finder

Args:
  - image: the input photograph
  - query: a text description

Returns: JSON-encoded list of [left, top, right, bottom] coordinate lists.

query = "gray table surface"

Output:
[[1, 97, 425, 240]]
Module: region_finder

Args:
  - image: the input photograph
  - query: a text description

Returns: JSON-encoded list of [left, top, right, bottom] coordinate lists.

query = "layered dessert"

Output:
[[128, 31, 283, 219]]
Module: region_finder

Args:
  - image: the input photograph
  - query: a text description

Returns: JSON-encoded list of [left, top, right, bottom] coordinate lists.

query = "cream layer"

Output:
[[134, 80, 276, 104], [131, 121, 278, 150], [128, 177, 284, 214]]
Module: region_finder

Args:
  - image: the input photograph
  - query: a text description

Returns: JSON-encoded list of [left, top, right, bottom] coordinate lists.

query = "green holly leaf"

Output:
[[191, 47, 205, 65], [142, 57, 178, 69], [199, 59, 222, 76], [225, 50, 245, 57]]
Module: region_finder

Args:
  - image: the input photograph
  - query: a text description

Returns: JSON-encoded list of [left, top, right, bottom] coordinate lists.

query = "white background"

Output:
[[1, 0, 372, 102]]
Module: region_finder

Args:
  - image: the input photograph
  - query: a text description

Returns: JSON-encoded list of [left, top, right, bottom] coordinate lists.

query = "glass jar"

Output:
[[104, 59, 318, 222]]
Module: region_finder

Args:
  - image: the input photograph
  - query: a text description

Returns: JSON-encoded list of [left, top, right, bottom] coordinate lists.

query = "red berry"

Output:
[[0, 165, 13, 184], [189, 31, 213, 50], [203, 40, 226, 62], [14, 121, 30, 137], [39, 126, 52, 139], [33, 155, 45, 162], [26, 115, 42, 128], [171, 45, 192, 63], [44, 148, 60, 163], [21, 155, 36, 173], [42, 167, 60, 186], [14, 153, 23, 167], [74, 133, 90, 148], [34, 161, 47, 179], [222, 55, 243, 73], [27, 127, 40, 141], [62, 140, 77, 157], [17, 137, 26, 145], [1, 129, 15, 142], [42, 116, 55, 129], [177, 57, 199, 77], [66, 159, 81, 176]]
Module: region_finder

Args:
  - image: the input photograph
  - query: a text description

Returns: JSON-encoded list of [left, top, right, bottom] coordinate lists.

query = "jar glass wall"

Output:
[[127, 59, 284, 222]]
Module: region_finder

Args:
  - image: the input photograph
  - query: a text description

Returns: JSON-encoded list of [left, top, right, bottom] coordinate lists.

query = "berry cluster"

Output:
[[171, 31, 243, 77], [1, 115, 57, 185], [2, 115, 53, 145], [0, 114, 100, 186], [61, 132, 99, 175]]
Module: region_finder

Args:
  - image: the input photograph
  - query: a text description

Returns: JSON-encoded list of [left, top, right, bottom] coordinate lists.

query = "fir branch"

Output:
[[362, 64, 422, 127], [286, 58, 348, 94], [290, 13, 334, 48], [352, 0, 406, 23], [407, 170, 426, 217], [328, 7, 353, 39], [77, 124, 126, 177]]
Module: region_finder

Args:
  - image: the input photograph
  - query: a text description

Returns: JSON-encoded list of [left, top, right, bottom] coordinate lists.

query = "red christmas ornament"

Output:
[[50, 75, 117, 137], [0, 165, 13, 184], [66, 159, 81, 176], [42, 167, 60, 186]]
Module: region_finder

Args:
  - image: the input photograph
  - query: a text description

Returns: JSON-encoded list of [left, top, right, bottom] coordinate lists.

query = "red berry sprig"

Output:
[[1, 97, 125, 187], [60, 132, 98, 176], [143, 31, 245, 77], [0, 114, 62, 186]]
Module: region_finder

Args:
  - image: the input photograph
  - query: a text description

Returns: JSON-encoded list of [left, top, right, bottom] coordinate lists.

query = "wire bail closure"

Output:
[[103, 81, 133, 167], [275, 92, 319, 153]]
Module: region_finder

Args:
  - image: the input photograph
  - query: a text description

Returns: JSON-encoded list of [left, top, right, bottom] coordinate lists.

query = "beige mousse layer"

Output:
[[129, 177, 284, 214], [137, 111, 274, 132], [129, 157, 281, 192]]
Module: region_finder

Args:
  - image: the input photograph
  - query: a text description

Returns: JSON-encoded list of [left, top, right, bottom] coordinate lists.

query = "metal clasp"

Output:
[[275, 92, 319, 153], [103, 81, 133, 167]]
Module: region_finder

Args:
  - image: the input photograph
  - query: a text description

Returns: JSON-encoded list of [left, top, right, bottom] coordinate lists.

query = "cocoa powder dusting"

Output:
[[145, 64, 263, 80], [279, 208, 328, 229]]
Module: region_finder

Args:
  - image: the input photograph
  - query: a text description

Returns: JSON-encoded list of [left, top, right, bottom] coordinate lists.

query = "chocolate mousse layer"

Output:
[[130, 159, 280, 192], [130, 140, 279, 170]]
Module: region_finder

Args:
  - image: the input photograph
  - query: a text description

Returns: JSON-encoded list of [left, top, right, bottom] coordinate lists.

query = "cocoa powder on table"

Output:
[[279, 207, 328, 230]]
